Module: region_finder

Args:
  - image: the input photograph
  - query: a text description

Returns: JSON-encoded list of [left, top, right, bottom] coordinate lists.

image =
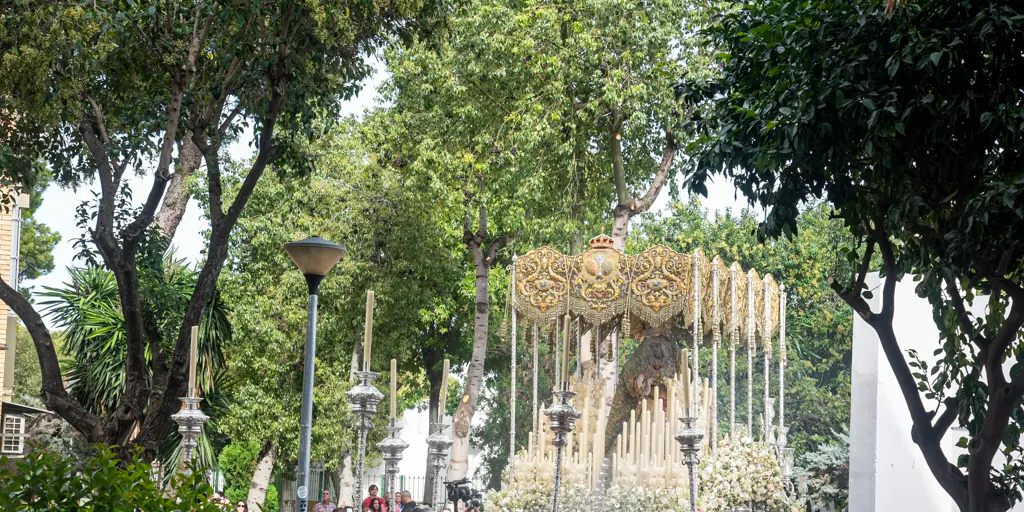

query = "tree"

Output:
[[376, 0, 704, 483], [682, 0, 1024, 509], [221, 121, 472, 505], [17, 178, 61, 301], [0, 0, 432, 457], [37, 253, 230, 418]]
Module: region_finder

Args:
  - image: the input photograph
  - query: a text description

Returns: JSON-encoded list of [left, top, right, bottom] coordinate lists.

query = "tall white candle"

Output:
[[188, 325, 199, 397], [364, 291, 375, 371], [390, 358, 397, 419], [681, 348, 691, 414], [438, 358, 450, 423]]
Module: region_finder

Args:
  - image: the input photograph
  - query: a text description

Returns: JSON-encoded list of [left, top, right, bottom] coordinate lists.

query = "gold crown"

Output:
[[589, 234, 615, 249]]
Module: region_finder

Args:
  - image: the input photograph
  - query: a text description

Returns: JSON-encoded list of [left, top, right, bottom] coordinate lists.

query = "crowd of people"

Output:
[[308, 486, 433, 512], [209, 485, 460, 512]]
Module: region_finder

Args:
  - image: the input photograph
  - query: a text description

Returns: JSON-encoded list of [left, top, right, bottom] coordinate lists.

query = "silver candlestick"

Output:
[[775, 426, 794, 477], [171, 396, 209, 473], [376, 418, 409, 504], [426, 422, 453, 507], [675, 415, 704, 512], [545, 388, 581, 512], [347, 370, 384, 509]]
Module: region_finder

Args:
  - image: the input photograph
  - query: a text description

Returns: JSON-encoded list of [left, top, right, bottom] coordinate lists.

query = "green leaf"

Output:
[[980, 112, 993, 129], [929, 52, 941, 66]]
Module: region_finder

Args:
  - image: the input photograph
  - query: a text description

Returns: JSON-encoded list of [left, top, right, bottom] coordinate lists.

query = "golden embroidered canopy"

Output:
[[512, 235, 783, 341]]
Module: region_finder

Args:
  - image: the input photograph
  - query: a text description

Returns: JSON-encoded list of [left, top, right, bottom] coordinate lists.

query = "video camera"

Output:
[[443, 478, 483, 510]]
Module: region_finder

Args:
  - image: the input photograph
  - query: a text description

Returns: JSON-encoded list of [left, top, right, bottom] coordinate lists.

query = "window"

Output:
[[2, 414, 25, 454]]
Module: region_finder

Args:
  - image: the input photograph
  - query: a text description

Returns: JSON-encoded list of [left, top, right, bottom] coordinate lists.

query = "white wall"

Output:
[[849, 273, 1023, 512], [366, 403, 484, 483]]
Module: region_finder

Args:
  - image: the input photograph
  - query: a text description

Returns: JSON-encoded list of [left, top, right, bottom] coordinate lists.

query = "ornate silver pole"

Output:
[[171, 396, 209, 473], [533, 324, 540, 435], [510, 257, 518, 474], [545, 388, 581, 512], [729, 264, 738, 438], [747, 270, 755, 438], [675, 415, 704, 512], [763, 277, 772, 442], [693, 251, 701, 399], [711, 263, 720, 454], [376, 418, 409, 506], [426, 423, 453, 508], [347, 370, 384, 509], [779, 285, 787, 434]]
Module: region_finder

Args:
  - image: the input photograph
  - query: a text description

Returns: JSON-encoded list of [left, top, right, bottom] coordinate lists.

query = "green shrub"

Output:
[[262, 484, 279, 512], [0, 446, 221, 511], [218, 440, 261, 504]]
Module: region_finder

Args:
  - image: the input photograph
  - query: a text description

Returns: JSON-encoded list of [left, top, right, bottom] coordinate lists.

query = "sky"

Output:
[[28, 64, 754, 329]]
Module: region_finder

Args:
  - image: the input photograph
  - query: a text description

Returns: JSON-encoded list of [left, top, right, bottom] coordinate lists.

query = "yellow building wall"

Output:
[[0, 200, 13, 402]]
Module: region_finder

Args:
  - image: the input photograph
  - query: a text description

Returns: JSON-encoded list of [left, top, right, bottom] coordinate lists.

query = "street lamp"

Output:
[[285, 236, 346, 512]]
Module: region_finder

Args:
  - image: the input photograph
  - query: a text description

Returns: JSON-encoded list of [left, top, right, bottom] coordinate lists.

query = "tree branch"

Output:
[[987, 299, 1024, 389], [609, 111, 629, 206], [932, 397, 959, 439], [634, 131, 677, 213], [944, 275, 985, 350], [137, 9, 294, 451], [154, 135, 203, 239], [870, 221, 899, 323], [484, 235, 512, 267], [477, 204, 487, 240], [0, 276, 104, 440]]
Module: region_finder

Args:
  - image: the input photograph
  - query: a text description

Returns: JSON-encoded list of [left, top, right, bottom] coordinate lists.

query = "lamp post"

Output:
[[285, 236, 346, 512]]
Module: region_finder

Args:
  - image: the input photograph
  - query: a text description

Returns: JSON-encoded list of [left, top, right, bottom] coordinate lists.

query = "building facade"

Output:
[[0, 191, 44, 458]]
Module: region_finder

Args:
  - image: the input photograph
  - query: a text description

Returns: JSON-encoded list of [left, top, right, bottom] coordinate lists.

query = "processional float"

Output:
[[502, 235, 794, 511]]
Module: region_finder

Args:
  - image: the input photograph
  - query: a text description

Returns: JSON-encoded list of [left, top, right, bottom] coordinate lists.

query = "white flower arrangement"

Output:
[[603, 485, 690, 511], [488, 437, 798, 511], [697, 436, 796, 512], [483, 480, 591, 512]]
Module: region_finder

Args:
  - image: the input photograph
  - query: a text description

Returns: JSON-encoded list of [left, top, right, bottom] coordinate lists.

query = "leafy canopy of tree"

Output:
[[378, 0, 696, 247], [16, 177, 61, 302], [37, 252, 230, 417], [0, 0, 433, 458], [220, 121, 470, 476], [682, 0, 1024, 509], [375, 0, 705, 486]]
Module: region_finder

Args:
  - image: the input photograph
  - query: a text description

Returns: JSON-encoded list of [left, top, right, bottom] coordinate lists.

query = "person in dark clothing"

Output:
[[398, 490, 417, 512]]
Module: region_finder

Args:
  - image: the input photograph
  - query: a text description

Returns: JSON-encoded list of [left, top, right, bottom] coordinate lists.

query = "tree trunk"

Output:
[[423, 346, 443, 505], [337, 450, 354, 509], [610, 204, 632, 251], [248, 442, 278, 512], [154, 136, 202, 239], [602, 328, 682, 453], [448, 230, 489, 481], [447, 207, 509, 482]]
